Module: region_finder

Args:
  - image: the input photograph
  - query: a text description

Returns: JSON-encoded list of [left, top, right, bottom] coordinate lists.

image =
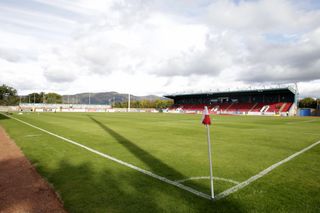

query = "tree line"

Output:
[[0, 84, 19, 105], [21, 92, 63, 104], [298, 97, 320, 109], [114, 99, 173, 109], [0, 84, 62, 105]]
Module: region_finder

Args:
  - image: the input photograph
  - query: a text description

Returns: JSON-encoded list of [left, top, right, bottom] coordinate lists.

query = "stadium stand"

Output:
[[250, 103, 265, 112], [225, 103, 255, 112], [165, 87, 297, 116], [280, 102, 292, 112]]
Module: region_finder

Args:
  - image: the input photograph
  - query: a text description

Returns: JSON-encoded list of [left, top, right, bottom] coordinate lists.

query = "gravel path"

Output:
[[0, 126, 66, 213]]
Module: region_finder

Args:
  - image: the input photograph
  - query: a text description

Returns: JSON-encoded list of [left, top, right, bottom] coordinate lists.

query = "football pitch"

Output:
[[0, 112, 319, 212]]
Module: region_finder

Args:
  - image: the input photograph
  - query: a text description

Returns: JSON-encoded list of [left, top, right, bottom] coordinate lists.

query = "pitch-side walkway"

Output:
[[0, 126, 66, 213]]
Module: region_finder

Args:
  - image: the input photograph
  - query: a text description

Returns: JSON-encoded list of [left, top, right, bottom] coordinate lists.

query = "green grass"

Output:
[[0, 112, 319, 212]]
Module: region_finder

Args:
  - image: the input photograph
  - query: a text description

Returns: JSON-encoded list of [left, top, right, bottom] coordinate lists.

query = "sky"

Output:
[[0, 0, 319, 97]]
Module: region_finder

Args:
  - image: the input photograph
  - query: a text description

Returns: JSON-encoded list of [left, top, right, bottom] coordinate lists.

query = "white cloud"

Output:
[[205, 0, 320, 33], [238, 27, 320, 82], [0, 0, 319, 97], [299, 80, 320, 98], [0, 59, 46, 93]]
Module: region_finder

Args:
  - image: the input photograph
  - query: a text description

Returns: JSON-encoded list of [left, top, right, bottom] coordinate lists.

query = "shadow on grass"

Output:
[[88, 115, 185, 180], [0, 156, 243, 213], [41, 159, 242, 213], [85, 115, 243, 211], [0, 113, 10, 120]]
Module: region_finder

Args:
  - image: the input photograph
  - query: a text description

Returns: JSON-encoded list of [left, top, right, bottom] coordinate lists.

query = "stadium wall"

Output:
[[1, 104, 160, 113], [19, 103, 112, 112]]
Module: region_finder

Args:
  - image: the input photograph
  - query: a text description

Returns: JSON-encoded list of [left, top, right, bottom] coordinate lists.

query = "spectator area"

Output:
[[165, 87, 296, 115]]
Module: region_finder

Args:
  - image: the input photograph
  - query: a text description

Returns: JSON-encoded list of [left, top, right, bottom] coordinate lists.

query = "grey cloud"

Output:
[[204, 0, 320, 34], [0, 4, 76, 41], [151, 0, 320, 79], [76, 42, 141, 75], [298, 80, 320, 97], [301, 88, 320, 98], [238, 29, 320, 83], [0, 48, 36, 62], [43, 67, 77, 83], [152, 31, 245, 77], [155, 52, 223, 77], [240, 65, 320, 83], [11, 80, 40, 91], [0, 48, 21, 62]]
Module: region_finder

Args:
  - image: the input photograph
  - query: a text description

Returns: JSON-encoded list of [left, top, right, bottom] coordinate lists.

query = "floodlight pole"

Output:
[[128, 93, 130, 112], [206, 124, 214, 199]]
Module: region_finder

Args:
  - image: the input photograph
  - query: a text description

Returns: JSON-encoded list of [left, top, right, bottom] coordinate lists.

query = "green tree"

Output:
[[113, 99, 173, 109], [154, 100, 173, 109], [39, 92, 46, 103], [45, 93, 62, 104], [28, 93, 42, 103], [299, 97, 317, 108], [0, 84, 19, 106]]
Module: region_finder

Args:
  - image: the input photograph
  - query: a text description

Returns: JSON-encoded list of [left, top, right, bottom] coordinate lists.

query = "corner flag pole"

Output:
[[206, 124, 214, 199], [202, 106, 214, 199]]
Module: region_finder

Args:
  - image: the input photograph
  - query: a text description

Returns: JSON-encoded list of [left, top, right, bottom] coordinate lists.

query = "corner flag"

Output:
[[202, 106, 211, 125], [202, 106, 214, 199]]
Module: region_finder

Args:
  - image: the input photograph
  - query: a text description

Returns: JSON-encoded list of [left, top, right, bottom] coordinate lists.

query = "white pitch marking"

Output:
[[286, 119, 318, 124], [1, 113, 211, 200], [304, 132, 320, 136], [214, 139, 320, 200], [24, 134, 42, 137], [176, 176, 240, 185]]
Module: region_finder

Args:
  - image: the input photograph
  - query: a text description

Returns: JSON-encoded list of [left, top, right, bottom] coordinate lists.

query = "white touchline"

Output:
[[287, 119, 318, 124], [176, 176, 240, 185], [214, 139, 320, 200], [304, 132, 320, 136], [1, 113, 211, 200]]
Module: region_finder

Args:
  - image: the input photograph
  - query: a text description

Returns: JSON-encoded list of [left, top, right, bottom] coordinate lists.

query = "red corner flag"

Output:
[[202, 106, 214, 199], [202, 106, 211, 125]]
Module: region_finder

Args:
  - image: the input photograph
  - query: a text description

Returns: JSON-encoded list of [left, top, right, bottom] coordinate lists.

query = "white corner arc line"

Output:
[[1, 113, 211, 200], [176, 176, 240, 185], [214, 139, 320, 200]]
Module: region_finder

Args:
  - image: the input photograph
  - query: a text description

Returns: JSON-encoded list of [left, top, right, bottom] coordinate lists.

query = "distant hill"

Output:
[[62, 92, 166, 105]]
